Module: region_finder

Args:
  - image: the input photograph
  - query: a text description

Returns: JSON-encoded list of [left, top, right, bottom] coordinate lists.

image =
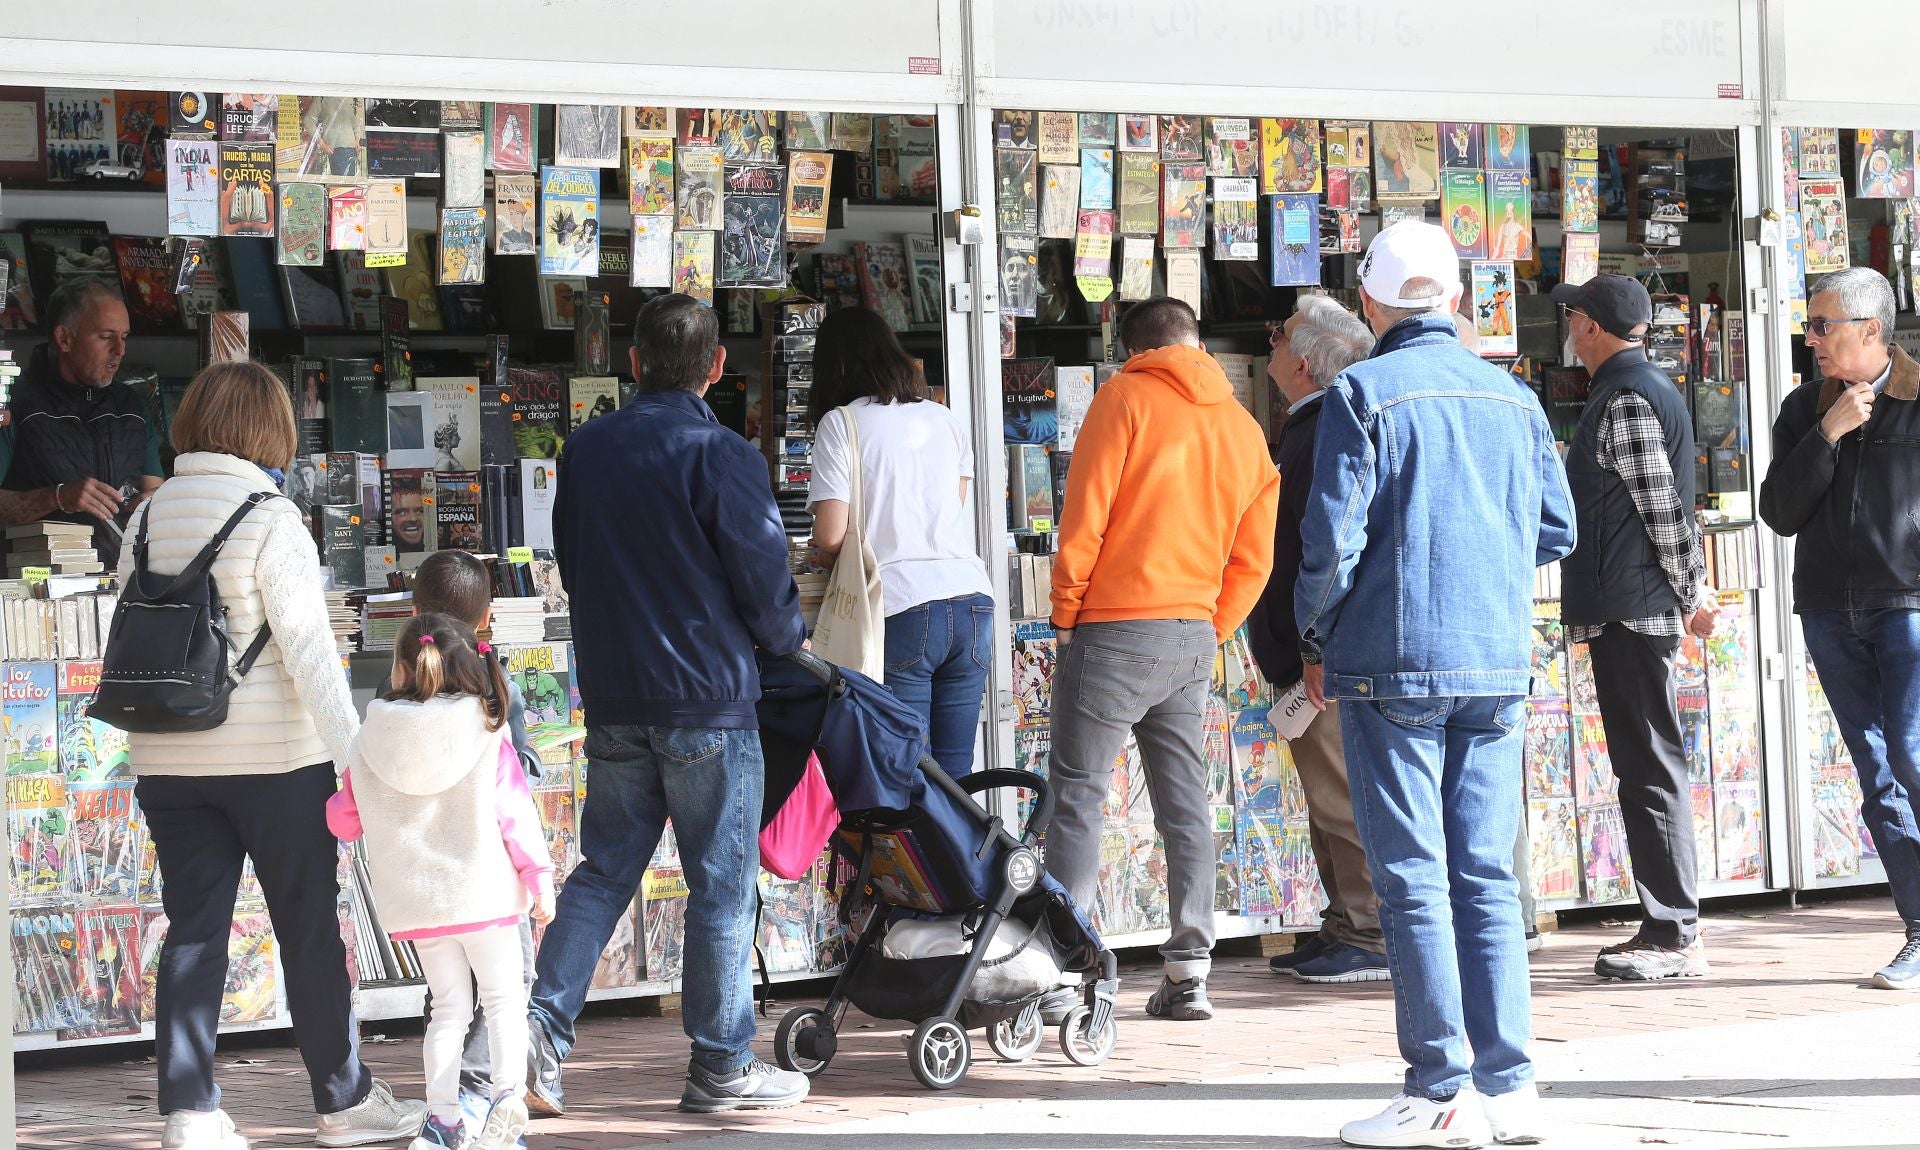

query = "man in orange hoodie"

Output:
[[1046, 297, 1280, 1021]]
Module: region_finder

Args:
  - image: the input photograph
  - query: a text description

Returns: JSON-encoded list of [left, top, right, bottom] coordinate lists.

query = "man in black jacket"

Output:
[[1552, 275, 1718, 982], [1760, 267, 1920, 992], [1246, 294, 1387, 984], [527, 294, 811, 1115], [0, 277, 162, 568]]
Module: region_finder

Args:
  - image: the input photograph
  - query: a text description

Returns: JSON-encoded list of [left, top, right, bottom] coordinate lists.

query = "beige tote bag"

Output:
[[810, 407, 887, 680]]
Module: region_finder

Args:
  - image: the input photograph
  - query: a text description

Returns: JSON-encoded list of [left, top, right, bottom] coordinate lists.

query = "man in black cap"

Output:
[[1552, 273, 1717, 981]]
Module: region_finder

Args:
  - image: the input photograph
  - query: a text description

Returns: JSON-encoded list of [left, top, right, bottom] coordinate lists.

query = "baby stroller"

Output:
[[756, 651, 1119, 1090]]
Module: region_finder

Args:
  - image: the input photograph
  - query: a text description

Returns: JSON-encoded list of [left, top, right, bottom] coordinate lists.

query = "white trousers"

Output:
[[415, 925, 528, 1122]]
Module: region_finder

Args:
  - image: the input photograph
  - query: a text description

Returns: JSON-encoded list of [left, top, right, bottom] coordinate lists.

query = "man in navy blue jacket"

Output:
[[526, 294, 809, 1117]]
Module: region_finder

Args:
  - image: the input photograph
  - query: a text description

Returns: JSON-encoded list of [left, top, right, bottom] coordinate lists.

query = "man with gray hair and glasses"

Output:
[[1760, 266, 1920, 992], [1247, 293, 1388, 985]]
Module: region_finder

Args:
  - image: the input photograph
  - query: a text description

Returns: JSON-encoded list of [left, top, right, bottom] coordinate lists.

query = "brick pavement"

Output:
[[15, 892, 1911, 1148]]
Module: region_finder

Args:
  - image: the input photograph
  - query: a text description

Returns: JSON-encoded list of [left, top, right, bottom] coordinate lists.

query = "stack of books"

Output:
[[324, 590, 360, 656], [5, 521, 102, 577], [358, 592, 414, 653], [486, 597, 546, 647]]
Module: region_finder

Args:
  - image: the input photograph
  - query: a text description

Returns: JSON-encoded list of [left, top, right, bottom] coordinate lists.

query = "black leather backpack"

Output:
[[94, 491, 282, 734]]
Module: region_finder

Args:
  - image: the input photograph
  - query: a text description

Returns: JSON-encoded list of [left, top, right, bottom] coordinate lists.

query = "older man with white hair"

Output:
[[1248, 294, 1387, 986], [1761, 266, 1920, 993]]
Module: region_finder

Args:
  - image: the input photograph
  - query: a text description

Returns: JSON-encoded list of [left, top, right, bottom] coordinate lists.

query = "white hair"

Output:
[[1811, 267, 1896, 347], [1290, 294, 1377, 388]]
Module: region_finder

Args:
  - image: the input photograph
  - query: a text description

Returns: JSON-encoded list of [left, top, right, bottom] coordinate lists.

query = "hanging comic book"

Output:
[[1262, 118, 1322, 194], [1799, 179, 1850, 273], [1810, 760, 1863, 879], [1438, 122, 1484, 170], [493, 174, 536, 256], [1231, 711, 1284, 814], [1574, 712, 1617, 808], [1486, 124, 1529, 171], [67, 779, 141, 900], [438, 207, 487, 286], [1269, 193, 1321, 287], [1690, 781, 1718, 882], [57, 661, 129, 782], [786, 150, 831, 242], [1236, 811, 1286, 917], [591, 901, 640, 990], [676, 146, 724, 232], [1714, 780, 1764, 880], [539, 166, 600, 276], [7, 774, 67, 898], [554, 104, 621, 168], [1798, 127, 1841, 178], [1160, 162, 1206, 249], [221, 908, 279, 1024], [59, 904, 143, 1040], [1529, 607, 1567, 699], [1485, 172, 1533, 261], [1580, 802, 1634, 905], [1711, 706, 1761, 784], [629, 215, 673, 288], [783, 111, 829, 152], [718, 167, 787, 289], [1471, 261, 1517, 356], [1523, 701, 1573, 801], [758, 874, 817, 973], [5, 661, 59, 776], [715, 109, 779, 163], [1010, 619, 1057, 726], [1527, 797, 1580, 901], [1374, 122, 1441, 199], [12, 904, 85, 1033]]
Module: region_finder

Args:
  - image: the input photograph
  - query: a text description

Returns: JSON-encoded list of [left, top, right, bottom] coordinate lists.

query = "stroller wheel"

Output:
[[1059, 1004, 1118, 1067], [986, 1006, 1044, 1062], [774, 1006, 836, 1077], [908, 1016, 972, 1090]]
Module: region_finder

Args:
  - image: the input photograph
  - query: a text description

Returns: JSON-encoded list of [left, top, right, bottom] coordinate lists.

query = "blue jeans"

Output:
[[528, 725, 762, 1074], [1801, 608, 1920, 930], [884, 593, 994, 781], [1343, 695, 1533, 1100]]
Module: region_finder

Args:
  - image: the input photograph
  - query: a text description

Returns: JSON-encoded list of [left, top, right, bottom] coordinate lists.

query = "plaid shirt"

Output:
[[1568, 390, 1706, 644]]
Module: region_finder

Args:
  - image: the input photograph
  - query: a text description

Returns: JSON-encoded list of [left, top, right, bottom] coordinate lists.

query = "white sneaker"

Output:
[[161, 1108, 249, 1150], [316, 1079, 430, 1147], [1341, 1091, 1492, 1148], [1481, 1082, 1545, 1144]]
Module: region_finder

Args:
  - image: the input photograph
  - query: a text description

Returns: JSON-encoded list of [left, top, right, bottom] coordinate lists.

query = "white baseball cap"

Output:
[[1358, 220, 1462, 309]]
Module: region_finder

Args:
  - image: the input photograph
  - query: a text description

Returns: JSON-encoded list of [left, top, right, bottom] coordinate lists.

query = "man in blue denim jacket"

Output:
[[1294, 222, 1575, 1148]]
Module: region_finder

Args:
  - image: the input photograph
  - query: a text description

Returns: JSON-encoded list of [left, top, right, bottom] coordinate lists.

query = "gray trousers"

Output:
[[1045, 619, 1219, 980]]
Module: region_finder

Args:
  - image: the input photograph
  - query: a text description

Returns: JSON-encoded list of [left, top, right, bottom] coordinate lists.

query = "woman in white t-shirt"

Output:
[[808, 308, 994, 780]]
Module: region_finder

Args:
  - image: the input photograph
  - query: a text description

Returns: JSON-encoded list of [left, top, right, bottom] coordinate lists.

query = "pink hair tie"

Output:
[[418, 634, 436, 646], [477, 641, 493, 654]]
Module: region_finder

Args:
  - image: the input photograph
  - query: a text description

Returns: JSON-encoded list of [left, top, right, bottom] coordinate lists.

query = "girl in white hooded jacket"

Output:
[[327, 613, 555, 1150]]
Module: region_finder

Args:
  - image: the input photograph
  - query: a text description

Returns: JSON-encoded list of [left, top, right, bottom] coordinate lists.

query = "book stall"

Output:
[[0, 78, 955, 1051], [987, 101, 1780, 932]]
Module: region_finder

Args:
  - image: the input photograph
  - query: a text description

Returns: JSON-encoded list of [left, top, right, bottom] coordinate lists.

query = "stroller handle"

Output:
[[957, 768, 1054, 844], [783, 648, 837, 685]]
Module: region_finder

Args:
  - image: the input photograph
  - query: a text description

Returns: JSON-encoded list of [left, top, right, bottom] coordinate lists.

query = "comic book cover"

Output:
[[1278, 822, 1326, 927], [59, 904, 143, 1040], [1523, 701, 1573, 800], [1527, 797, 1580, 901], [1160, 162, 1206, 249], [1010, 619, 1057, 727], [1780, 209, 1808, 331], [1562, 158, 1599, 234], [1159, 114, 1202, 162], [1012, 726, 1049, 833], [1562, 232, 1599, 288], [1689, 781, 1717, 881], [1038, 164, 1081, 239], [1563, 125, 1598, 162], [1485, 171, 1533, 261], [757, 874, 817, 974], [828, 112, 873, 153], [1442, 170, 1488, 259], [1230, 711, 1284, 814], [1811, 760, 1863, 879], [1117, 153, 1160, 237], [994, 148, 1039, 236], [1780, 126, 1802, 209], [1471, 261, 1518, 356], [7, 774, 67, 898], [782, 111, 829, 151], [1216, 629, 1270, 710], [1711, 705, 1760, 784], [1212, 177, 1259, 261], [504, 644, 574, 770], [1319, 203, 1359, 255], [1574, 711, 1621, 813], [1091, 827, 1139, 935], [1036, 111, 1078, 164], [1205, 117, 1256, 178], [434, 206, 485, 286], [274, 181, 324, 267], [1707, 591, 1757, 696], [484, 174, 534, 257], [486, 102, 534, 173], [1580, 802, 1633, 905], [1675, 686, 1712, 789], [42, 90, 116, 183], [672, 231, 718, 305], [553, 104, 620, 168], [1000, 234, 1039, 319], [12, 904, 85, 1033], [67, 780, 141, 900], [221, 908, 279, 1024], [614, 138, 671, 219], [275, 96, 363, 182], [5, 662, 59, 776], [628, 214, 673, 288], [1486, 123, 1528, 171], [1262, 118, 1322, 195], [1118, 235, 1154, 301], [110, 236, 180, 331], [112, 90, 168, 188], [1529, 607, 1566, 698], [589, 900, 641, 990], [218, 142, 276, 238], [719, 173, 786, 289], [1269, 193, 1321, 287], [539, 166, 601, 276], [905, 234, 942, 327], [442, 131, 485, 208], [1236, 811, 1285, 917], [675, 146, 723, 232], [715, 109, 778, 163], [1798, 126, 1841, 178], [1799, 179, 1850, 273], [1714, 780, 1764, 880], [855, 240, 912, 330], [786, 151, 832, 243], [56, 662, 128, 782], [847, 828, 948, 912], [1374, 122, 1441, 199], [166, 138, 219, 236], [1439, 122, 1483, 170]]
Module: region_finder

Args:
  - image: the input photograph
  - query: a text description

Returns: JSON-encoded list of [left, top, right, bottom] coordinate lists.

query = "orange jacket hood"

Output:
[[1119, 344, 1238, 407]]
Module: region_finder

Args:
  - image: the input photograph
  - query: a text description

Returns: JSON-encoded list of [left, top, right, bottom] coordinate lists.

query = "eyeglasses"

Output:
[[1805, 316, 1873, 338], [1266, 320, 1285, 345]]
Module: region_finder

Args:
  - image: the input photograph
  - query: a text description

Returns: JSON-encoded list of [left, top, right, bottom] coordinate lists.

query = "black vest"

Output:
[[1562, 347, 1697, 626], [3, 345, 151, 566]]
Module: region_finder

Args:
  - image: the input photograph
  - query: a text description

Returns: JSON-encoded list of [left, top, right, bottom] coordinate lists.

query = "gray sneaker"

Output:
[[1144, 975, 1213, 1020], [1594, 939, 1709, 981], [315, 1079, 429, 1147], [679, 1057, 809, 1113]]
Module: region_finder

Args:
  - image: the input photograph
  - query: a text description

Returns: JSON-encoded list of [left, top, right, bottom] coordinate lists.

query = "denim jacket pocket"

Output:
[[652, 727, 726, 765]]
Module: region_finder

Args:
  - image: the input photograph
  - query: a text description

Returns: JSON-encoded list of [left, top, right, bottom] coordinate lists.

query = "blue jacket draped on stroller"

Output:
[[756, 651, 1119, 1089]]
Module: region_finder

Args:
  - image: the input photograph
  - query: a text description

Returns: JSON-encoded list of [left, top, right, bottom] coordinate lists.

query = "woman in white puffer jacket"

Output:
[[120, 361, 426, 1150]]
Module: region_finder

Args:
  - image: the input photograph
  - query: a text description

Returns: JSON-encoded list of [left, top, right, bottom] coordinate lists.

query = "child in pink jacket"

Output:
[[327, 613, 554, 1150]]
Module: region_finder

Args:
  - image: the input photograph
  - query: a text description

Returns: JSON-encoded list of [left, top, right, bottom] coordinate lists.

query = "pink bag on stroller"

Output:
[[760, 752, 839, 879]]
